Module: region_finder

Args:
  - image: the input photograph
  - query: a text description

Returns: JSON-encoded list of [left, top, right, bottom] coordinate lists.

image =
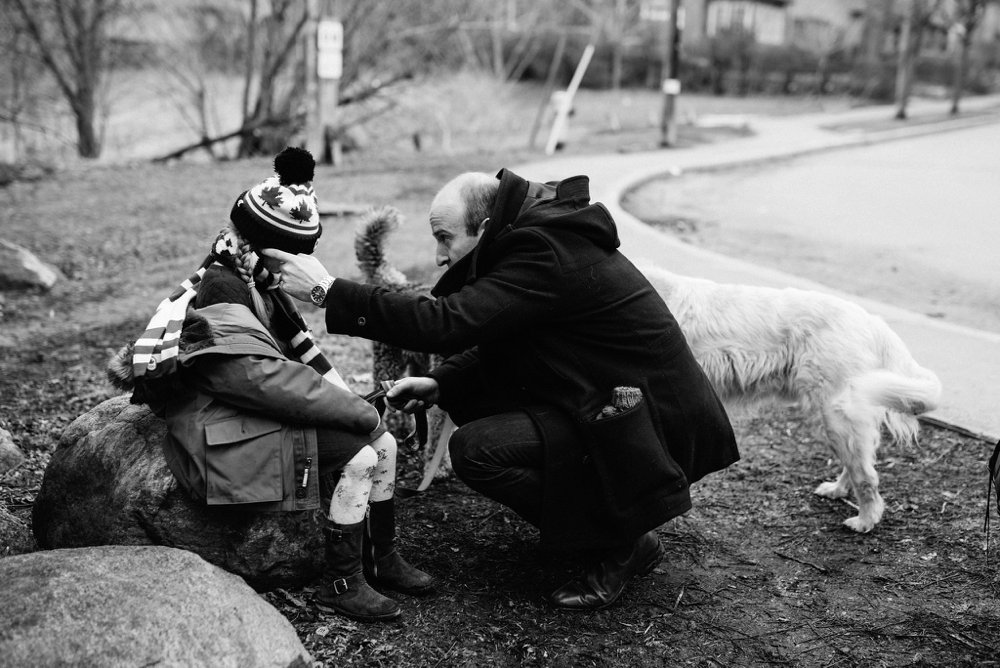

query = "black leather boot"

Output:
[[315, 520, 401, 622], [363, 498, 436, 596], [548, 530, 664, 610]]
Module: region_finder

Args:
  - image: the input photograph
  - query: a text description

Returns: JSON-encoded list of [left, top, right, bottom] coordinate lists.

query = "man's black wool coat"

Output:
[[326, 168, 739, 550]]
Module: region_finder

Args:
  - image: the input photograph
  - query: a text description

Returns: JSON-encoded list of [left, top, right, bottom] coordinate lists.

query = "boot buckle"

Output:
[[332, 577, 349, 595]]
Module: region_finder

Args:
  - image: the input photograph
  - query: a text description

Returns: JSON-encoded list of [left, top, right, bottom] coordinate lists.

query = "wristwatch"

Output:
[[309, 275, 335, 307]]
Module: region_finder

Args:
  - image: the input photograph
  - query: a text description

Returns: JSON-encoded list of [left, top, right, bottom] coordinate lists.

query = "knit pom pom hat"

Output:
[[230, 146, 322, 255]]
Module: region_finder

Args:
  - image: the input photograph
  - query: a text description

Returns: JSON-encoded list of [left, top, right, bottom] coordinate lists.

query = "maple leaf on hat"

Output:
[[290, 200, 314, 222], [259, 186, 283, 209]]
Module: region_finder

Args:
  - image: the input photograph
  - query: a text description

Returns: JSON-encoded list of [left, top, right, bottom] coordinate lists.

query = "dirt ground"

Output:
[[2, 117, 999, 667]]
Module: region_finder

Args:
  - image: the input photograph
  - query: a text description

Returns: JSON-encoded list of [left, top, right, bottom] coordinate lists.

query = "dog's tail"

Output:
[[355, 205, 408, 286], [856, 368, 942, 416], [854, 367, 942, 444]]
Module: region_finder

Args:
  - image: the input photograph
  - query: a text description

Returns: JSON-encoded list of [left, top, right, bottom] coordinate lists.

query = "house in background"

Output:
[[678, 0, 866, 49], [674, 0, 1000, 56]]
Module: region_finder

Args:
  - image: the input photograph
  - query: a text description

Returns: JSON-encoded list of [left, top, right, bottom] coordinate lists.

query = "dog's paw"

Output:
[[843, 516, 874, 533], [814, 481, 849, 499]]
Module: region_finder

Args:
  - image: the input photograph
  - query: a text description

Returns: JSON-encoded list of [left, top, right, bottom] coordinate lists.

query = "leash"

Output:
[[363, 384, 428, 451], [361, 382, 455, 498], [396, 413, 455, 498]]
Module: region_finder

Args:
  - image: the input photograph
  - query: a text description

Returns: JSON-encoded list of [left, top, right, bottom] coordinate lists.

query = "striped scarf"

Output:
[[132, 230, 347, 390]]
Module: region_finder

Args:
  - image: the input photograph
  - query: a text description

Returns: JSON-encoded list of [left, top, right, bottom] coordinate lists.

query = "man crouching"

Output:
[[266, 168, 740, 610]]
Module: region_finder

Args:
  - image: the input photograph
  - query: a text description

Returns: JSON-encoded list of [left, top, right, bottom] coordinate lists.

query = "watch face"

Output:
[[311, 285, 326, 305]]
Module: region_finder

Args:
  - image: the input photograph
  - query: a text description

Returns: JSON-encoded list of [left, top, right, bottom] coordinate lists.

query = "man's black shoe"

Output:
[[548, 531, 663, 610]]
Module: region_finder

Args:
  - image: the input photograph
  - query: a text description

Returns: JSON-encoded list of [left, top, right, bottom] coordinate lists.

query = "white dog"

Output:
[[642, 265, 942, 532]]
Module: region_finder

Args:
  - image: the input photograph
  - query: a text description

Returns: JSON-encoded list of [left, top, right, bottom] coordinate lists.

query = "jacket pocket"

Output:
[[580, 394, 685, 518], [203, 415, 283, 505]]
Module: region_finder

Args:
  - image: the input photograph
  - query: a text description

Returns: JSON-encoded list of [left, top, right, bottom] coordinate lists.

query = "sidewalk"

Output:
[[515, 95, 1000, 443]]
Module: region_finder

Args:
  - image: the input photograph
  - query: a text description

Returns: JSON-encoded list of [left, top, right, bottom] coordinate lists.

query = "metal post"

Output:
[[659, 0, 682, 147], [305, 0, 321, 155], [545, 43, 595, 156], [313, 0, 342, 164]]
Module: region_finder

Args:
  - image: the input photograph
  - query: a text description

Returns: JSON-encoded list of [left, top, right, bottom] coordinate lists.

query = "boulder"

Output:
[[0, 545, 312, 667], [0, 504, 35, 556], [0, 239, 61, 291], [32, 395, 326, 590], [0, 427, 25, 474]]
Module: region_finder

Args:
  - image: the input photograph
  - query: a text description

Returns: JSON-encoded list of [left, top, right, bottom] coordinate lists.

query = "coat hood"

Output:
[[107, 303, 282, 410], [432, 168, 620, 297], [107, 310, 214, 393]]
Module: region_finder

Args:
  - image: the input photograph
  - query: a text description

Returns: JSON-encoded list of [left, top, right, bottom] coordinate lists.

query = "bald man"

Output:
[[266, 168, 738, 610]]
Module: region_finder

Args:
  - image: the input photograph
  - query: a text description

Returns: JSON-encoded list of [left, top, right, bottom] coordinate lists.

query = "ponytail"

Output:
[[223, 225, 271, 326]]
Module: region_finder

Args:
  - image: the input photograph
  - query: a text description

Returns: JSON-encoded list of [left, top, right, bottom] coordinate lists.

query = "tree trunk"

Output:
[[894, 0, 915, 120], [610, 41, 624, 90], [491, 10, 505, 80], [950, 35, 972, 115], [242, 0, 258, 121], [73, 87, 100, 158]]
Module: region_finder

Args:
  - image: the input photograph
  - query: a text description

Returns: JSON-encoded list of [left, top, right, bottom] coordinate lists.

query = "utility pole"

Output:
[[894, 0, 914, 120], [659, 0, 682, 147], [307, 0, 342, 163], [305, 0, 319, 154]]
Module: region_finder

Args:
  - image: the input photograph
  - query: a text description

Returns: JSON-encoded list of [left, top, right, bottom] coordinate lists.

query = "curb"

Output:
[[625, 108, 1000, 192], [596, 110, 1000, 444]]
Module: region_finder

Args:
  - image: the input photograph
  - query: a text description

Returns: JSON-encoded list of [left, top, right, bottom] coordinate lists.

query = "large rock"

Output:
[[0, 239, 60, 291], [0, 504, 35, 556], [0, 427, 25, 474], [32, 396, 326, 590], [0, 545, 312, 667]]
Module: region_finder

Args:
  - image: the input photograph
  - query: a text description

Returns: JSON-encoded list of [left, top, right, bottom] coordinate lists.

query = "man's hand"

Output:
[[260, 248, 330, 303], [385, 377, 440, 414]]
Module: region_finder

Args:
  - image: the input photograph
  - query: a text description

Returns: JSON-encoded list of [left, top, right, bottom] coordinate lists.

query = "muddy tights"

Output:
[[327, 431, 398, 524]]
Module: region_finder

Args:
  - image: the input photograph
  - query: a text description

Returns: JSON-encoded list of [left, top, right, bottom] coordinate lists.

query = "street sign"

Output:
[[662, 78, 681, 95], [641, 0, 670, 22], [317, 19, 343, 80]]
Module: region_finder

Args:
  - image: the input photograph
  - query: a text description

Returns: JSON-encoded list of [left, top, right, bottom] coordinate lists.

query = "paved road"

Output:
[[518, 101, 1000, 441], [623, 122, 1000, 334]]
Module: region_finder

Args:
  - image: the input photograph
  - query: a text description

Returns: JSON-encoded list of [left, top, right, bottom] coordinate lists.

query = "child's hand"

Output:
[[385, 377, 440, 413]]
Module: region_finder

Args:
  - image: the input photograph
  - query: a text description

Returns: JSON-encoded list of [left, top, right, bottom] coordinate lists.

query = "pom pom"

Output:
[[274, 146, 315, 185]]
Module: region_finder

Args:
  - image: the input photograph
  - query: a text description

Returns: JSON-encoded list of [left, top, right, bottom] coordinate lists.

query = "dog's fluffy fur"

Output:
[[356, 207, 453, 479], [642, 265, 942, 532]]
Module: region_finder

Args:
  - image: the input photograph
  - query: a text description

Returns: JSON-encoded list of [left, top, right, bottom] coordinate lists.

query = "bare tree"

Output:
[[0, 3, 50, 161], [237, 0, 309, 157], [156, 0, 470, 162], [142, 3, 245, 160], [948, 0, 990, 115], [10, 0, 124, 158]]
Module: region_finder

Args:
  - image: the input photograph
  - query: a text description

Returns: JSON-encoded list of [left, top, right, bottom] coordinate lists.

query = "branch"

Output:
[[259, 5, 308, 91], [55, 0, 83, 81], [151, 116, 299, 163], [10, 0, 76, 101], [339, 70, 413, 106], [0, 110, 72, 140]]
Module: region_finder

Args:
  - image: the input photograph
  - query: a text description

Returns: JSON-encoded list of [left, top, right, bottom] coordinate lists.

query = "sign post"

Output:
[[317, 17, 342, 164], [659, 0, 682, 147], [307, 0, 342, 164]]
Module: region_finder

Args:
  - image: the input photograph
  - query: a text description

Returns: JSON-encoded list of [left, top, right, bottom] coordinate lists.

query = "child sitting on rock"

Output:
[[109, 147, 432, 622]]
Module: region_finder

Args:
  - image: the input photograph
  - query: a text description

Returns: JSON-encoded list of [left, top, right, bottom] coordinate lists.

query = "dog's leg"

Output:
[[814, 468, 850, 499], [844, 425, 885, 533], [817, 399, 885, 532]]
